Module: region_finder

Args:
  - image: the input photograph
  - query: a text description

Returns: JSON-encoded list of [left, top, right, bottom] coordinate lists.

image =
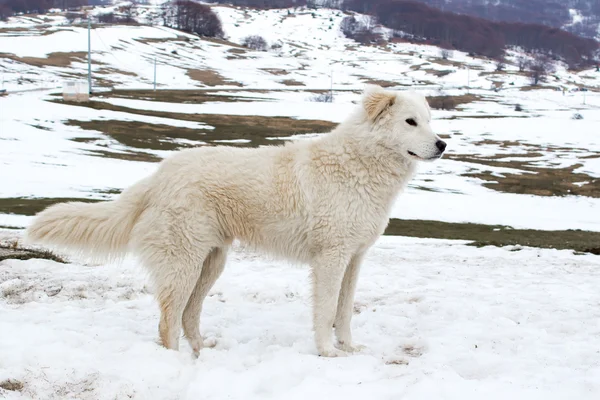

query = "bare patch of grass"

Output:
[[280, 79, 305, 86], [448, 140, 600, 198], [0, 51, 89, 68], [421, 68, 454, 77], [0, 197, 101, 216], [98, 89, 265, 104], [67, 112, 336, 150], [95, 67, 137, 77], [459, 161, 600, 198], [0, 241, 66, 264], [427, 94, 480, 110], [261, 68, 289, 76], [384, 219, 600, 255], [186, 69, 244, 87], [55, 99, 336, 149], [0, 378, 24, 392], [84, 148, 163, 163], [354, 76, 403, 88]]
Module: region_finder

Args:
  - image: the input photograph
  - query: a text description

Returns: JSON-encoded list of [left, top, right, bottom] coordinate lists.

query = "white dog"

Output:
[[26, 85, 446, 357]]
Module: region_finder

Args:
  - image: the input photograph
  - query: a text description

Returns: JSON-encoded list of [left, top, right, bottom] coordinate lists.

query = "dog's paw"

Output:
[[318, 346, 348, 358], [336, 342, 366, 353]]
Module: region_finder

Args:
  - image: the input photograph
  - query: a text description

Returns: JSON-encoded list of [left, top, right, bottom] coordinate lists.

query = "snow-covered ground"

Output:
[[2, 236, 600, 399]]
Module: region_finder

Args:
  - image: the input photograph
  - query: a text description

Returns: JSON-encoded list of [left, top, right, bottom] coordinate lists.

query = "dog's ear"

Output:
[[362, 85, 396, 121]]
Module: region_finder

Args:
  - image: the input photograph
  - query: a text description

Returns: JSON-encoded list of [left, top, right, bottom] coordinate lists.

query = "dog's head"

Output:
[[362, 85, 446, 162]]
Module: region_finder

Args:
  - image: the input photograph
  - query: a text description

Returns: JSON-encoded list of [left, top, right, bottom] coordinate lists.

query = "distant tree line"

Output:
[[342, 0, 598, 69], [403, 0, 600, 40], [205, 0, 342, 9], [162, 1, 224, 38], [0, 0, 110, 20]]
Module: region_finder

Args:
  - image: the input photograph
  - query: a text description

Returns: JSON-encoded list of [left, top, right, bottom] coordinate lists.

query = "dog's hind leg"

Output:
[[334, 252, 366, 353], [311, 249, 352, 357], [182, 246, 228, 356], [143, 238, 215, 351]]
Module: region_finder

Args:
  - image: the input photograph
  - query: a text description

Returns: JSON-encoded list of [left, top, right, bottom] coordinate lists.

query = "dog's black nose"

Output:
[[436, 140, 447, 152]]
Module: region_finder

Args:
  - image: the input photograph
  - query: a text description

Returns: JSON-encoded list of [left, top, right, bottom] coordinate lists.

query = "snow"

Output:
[[1, 236, 599, 399]]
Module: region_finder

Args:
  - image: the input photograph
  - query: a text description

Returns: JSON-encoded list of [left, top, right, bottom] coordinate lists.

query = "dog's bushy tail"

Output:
[[25, 179, 150, 262]]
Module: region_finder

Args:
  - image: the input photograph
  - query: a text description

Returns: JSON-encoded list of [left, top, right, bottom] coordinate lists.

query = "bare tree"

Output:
[[527, 54, 555, 85], [242, 35, 268, 51], [162, 1, 224, 38], [516, 55, 528, 72], [440, 48, 453, 60], [340, 15, 381, 44], [495, 58, 506, 72]]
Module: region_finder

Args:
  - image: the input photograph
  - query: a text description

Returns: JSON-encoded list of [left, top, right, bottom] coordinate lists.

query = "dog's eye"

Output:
[[406, 118, 417, 126]]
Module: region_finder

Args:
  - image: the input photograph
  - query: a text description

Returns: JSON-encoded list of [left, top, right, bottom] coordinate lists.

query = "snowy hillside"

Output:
[[1, 3, 600, 400]]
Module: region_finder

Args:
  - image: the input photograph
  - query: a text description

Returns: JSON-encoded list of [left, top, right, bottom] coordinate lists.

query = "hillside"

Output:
[[348, 0, 600, 40]]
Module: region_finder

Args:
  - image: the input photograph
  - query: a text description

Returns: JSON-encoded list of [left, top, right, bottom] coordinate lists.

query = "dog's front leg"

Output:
[[311, 250, 351, 357], [334, 251, 366, 353]]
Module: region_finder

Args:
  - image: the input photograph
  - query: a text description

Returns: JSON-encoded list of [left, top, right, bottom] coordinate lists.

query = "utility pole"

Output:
[[154, 58, 157, 91], [87, 17, 92, 95], [329, 67, 333, 102]]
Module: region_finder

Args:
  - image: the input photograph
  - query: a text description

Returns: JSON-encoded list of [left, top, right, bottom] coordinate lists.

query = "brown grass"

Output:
[[0, 51, 88, 68], [427, 94, 480, 110], [280, 79, 305, 86], [384, 218, 600, 255], [97, 89, 265, 104], [186, 69, 244, 87], [0, 243, 67, 264], [261, 68, 289, 76], [67, 113, 336, 150], [95, 67, 137, 77], [448, 139, 600, 198], [0, 378, 24, 392], [354, 76, 403, 88], [134, 35, 190, 44], [421, 68, 454, 77], [57, 98, 336, 149], [0, 197, 101, 216]]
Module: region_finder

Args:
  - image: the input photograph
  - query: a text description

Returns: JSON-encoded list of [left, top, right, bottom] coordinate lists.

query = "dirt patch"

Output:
[[384, 219, 600, 255], [95, 89, 266, 104], [0, 243, 67, 264], [56, 98, 336, 149], [0, 378, 24, 392], [448, 140, 600, 198], [280, 79, 305, 86], [186, 69, 244, 87], [0, 197, 102, 216], [202, 37, 247, 49], [520, 85, 561, 92], [261, 68, 289, 76], [427, 94, 480, 110], [422, 68, 454, 78], [84, 148, 163, 163], [67, 114, 335, 150], [95, 67, 137, 77], [460, 161, 600, 198], [0, 51, 88, 68], [134, 35, 191, 44], [354, 76, 403, 88]]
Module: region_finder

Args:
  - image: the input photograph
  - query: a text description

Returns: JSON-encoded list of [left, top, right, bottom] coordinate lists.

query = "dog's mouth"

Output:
[[407, 150, 442, 161]]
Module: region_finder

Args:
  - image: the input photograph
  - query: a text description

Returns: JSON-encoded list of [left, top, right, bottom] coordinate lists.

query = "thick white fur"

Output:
[[25, 85, 444, 357]]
